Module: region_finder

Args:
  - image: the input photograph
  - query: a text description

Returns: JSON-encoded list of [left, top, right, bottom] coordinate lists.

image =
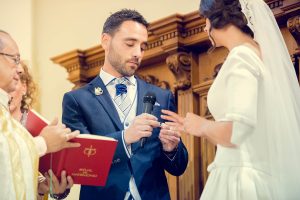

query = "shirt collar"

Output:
[[99, 68, 136, 86], [0, 88, 10, 110]]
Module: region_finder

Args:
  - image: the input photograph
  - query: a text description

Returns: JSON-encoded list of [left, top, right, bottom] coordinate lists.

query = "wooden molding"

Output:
[[52, 1, 300, 88], [137, 74, 171, 91], [166, 52, 191, 91], [288, 15, 300, 47]]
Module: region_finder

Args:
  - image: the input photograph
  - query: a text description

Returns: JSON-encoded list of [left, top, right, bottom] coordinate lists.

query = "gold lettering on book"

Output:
[[84, 145, 96, 157], [72, 168, 98, 178]]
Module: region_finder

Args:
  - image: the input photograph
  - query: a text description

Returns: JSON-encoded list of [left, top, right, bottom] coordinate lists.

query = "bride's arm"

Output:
[[161, 110, 235, 147]]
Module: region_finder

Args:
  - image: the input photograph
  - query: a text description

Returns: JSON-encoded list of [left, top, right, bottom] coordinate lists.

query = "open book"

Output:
[[25, 110, 118, 186]]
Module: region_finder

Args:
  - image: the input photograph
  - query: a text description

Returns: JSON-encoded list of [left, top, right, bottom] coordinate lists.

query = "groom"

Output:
[[62, 9, 188, 200]]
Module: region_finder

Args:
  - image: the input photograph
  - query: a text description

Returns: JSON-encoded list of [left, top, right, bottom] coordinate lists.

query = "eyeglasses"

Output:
[[0, 52, 20, 65]]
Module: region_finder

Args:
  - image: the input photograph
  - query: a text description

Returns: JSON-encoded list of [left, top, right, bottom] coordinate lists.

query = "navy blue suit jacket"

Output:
[[62, 76, 188, 200]]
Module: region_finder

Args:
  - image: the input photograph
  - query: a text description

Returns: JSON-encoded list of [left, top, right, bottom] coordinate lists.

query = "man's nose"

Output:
[[16, 64, 23, 77], [132, 46, 143, 58], [16, 63, 22, 72]]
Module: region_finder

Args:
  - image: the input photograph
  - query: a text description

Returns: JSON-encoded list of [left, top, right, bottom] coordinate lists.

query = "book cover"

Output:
[[25, 109, 48, 137], [25, 109, 118, 186]]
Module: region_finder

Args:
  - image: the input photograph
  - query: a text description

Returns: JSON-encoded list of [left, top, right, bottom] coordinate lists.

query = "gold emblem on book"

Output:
[[84, 145, 96, 157], [94, 87, 103, 96]]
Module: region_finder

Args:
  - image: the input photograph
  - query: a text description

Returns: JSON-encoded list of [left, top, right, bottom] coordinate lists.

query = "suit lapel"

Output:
[[136, 78, 148, 116], [88, 76, 123, 130]]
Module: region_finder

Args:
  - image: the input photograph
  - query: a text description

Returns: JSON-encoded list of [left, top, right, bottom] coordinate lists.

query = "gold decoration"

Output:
[[84, 145, 96, 157]]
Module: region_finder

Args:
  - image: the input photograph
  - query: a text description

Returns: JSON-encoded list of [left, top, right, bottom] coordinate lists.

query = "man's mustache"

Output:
[[127, 58, 140, 65]]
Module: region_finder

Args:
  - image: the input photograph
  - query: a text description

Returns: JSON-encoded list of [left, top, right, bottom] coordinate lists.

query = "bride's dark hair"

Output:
[[200, 0, 254, 52]]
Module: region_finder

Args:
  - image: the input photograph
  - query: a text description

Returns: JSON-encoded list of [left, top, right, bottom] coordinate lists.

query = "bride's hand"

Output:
[[161, 110, 185, 132], [184, 112, 207, 137]]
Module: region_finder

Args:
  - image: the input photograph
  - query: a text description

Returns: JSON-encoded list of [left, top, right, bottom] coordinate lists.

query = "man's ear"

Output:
[[101, 33, 110, 50]]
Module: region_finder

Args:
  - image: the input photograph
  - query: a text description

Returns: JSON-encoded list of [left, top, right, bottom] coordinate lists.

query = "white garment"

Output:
[[202, 45, 300, 200], [0, 88, 39, 200]]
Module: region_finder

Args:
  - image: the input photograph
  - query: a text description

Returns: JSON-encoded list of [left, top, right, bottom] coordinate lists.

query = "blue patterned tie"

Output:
[[114, 77, 132, 116]]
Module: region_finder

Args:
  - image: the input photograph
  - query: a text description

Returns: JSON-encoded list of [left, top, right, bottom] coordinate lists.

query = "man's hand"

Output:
[[38, 170, 73, 198], [159, 122, 181, 152], [40, 117, 80, 153], [124, 113, 160, 145]]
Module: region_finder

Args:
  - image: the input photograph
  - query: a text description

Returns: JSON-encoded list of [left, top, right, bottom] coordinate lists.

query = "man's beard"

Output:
[[108, 45, 140, 77]]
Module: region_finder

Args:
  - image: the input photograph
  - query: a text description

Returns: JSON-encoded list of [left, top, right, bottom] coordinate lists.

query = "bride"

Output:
[[160, 0, 300, 199]]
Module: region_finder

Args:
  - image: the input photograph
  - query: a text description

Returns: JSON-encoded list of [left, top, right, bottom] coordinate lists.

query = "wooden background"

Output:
[[52, 0, 300, 199]]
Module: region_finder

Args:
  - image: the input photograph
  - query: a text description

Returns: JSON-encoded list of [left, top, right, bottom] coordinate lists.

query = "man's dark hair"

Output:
[[102, 9, 149, 35]]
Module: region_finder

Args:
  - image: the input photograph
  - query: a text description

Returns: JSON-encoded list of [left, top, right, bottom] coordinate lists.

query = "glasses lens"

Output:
[[15, 56, 20, 65]]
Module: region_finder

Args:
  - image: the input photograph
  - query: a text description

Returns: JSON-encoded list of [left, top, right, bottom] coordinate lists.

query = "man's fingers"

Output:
[[60, 171, 68, 189], [62, 128, 72, 135], [140, 131, 152, 138], [159, 136, 169, 144], [135, 118, 160, 128], [66, 176, 74, 189], [148, 120, 160, 128], [49, 117, 58, 126], [65, 142, 81, 148], [66, 130, 80, 140], [44, 172, 50, 186], [141, 113, 157, 121], [160, 131, 181, 139]]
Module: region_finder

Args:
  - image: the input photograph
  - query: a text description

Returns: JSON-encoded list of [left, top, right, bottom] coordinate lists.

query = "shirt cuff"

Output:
[[122, 131, 131, 158], [33, 136, 47, 157], [163, 147, 178, 161]]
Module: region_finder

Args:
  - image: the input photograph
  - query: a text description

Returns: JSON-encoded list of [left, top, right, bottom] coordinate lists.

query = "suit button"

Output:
[[125, 122, 129, 127]]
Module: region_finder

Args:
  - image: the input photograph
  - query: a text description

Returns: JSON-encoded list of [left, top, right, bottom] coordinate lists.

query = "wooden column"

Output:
[[166, 52, 200, 200], [288, 15, 300, 83]]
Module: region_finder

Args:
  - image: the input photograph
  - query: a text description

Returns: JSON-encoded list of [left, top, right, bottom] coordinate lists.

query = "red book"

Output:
[[25, 109, 118, 186], [26, 109, 48, 137]]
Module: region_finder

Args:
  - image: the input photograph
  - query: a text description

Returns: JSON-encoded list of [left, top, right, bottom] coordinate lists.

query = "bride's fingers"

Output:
[[161, 110, 185, 123], [163, 122, 185, 132], [161, 114, 184, 125]]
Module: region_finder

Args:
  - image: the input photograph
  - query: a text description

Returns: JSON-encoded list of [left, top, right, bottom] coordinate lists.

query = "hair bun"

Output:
[[200, 0, 254, 37]]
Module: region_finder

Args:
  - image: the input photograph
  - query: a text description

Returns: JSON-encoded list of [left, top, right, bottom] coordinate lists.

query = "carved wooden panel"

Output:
[[177, 89, 200, 200]]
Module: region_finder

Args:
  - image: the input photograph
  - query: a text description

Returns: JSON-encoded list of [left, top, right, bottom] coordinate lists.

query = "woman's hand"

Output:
[[161, 110, 209, 137], [161, 109, 185, 132], [184, 112, 208, 137]]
